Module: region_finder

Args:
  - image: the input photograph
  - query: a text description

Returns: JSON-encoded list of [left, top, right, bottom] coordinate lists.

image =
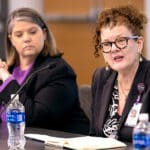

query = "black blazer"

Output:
[[0, 54, 89, 134], [90, 58, 150, 141]]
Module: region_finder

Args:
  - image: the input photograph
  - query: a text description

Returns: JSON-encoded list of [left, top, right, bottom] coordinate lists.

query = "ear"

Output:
[[8, 34, 11, 41], [137, 36, 144, 53], [43, 29, 47, 41], [8, 34, 15, 47]]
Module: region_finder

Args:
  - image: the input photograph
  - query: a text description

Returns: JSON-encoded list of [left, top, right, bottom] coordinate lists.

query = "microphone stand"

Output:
[[0, 63, 55, 117]]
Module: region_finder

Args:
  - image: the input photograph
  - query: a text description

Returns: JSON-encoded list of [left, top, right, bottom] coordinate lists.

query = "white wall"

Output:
[[145, 0, 150, 59], [8, 0, 43, 14]]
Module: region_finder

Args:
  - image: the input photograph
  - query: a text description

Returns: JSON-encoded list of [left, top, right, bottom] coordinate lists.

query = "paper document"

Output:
[[25, 133, 126, 150], [63, 136, 126, 149]]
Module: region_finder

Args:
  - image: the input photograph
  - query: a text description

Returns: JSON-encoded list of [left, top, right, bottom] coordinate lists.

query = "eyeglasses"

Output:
[[97, 36, 139, 53]]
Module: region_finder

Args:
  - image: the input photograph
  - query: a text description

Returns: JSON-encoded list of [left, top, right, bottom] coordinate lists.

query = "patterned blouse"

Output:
[[103, 81, 121, 139]]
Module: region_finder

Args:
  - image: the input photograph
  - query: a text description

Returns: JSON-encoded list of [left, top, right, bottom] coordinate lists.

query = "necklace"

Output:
[[117, 79, 131, 115], [117, 80, 130, 99]]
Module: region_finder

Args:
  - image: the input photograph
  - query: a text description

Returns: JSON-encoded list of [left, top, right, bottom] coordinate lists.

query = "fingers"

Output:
[[0, 59, 8, 69], [0, 62, 6, 68]]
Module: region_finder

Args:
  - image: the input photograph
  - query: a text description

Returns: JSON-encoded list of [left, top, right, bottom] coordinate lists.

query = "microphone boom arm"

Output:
[[0, 63, 54, 116]]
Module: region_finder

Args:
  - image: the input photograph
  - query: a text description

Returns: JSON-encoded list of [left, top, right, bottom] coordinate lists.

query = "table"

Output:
[[0, 121, 133, 150]]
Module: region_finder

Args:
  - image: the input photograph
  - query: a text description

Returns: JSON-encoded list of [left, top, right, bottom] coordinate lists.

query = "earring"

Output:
[[105, 62, 109, 71], [139, 54, 143, 62]]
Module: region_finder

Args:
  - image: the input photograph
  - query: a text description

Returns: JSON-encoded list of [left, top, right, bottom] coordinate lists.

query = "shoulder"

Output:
[[141, 58, 150, 67], [34, 55, 76, 78], [140, 58, 150, 68], [37, 55, 74, 69], [50, 57, 76, 76], [92, 67, 116, 84], [143, 60, 150, 86], [140, 59, 150, 79], [91, 67, 117, 95]]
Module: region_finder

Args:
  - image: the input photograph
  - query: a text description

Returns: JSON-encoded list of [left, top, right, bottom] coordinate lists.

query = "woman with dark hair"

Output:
[[0, 7, 89, 134]]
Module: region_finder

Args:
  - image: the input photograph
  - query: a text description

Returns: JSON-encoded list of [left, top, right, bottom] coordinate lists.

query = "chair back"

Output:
[[78, 85, 92, 121]]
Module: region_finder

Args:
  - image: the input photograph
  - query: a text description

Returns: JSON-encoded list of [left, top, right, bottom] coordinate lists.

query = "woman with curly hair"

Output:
[[90, 5, 149, 141]]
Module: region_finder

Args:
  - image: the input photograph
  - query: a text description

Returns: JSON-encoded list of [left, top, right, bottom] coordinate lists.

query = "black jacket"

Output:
[[0, 54, 89, 134], [90, 58, 150, 141]]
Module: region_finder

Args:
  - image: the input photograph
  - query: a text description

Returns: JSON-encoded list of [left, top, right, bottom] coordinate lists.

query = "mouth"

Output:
[[23, 45, 34, 50], [113, 55, 124, 62]]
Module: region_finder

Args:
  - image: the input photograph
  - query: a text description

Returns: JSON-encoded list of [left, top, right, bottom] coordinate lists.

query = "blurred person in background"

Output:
[[0, 7, 89, 134], [90, 5, 150, 141]]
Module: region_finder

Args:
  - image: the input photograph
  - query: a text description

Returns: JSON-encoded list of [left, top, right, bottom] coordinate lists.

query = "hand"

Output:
[[0, 59, 11, 82]]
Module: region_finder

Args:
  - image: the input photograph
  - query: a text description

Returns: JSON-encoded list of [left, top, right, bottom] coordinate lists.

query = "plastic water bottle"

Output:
[[133, 113, 149, 150], [6, 94, 26, 149], [146, 122, 150, 149]]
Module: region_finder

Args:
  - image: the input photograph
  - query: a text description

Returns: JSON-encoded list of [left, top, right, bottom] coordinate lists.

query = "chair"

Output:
[[78, 84, 92, 121]]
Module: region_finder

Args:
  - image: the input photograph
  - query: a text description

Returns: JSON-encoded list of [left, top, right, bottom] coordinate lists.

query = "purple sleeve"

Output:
[[0, 76, 15, 92]]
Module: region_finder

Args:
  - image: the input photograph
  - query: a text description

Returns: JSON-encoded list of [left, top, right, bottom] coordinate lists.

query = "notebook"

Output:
[[25, 133, 127, 150]]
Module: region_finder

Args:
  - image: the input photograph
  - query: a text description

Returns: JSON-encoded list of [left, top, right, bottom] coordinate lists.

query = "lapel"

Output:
[[98, 71, 117, 131], [96, 60, 148, 133], [119, 60, 148, 128]]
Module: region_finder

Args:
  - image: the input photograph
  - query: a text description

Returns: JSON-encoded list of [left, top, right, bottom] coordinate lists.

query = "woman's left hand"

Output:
[[0, 59, 11, 82]]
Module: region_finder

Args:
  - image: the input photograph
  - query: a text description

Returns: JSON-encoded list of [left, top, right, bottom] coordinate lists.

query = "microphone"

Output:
[[0, 62, 56, 116], [136, 82, 145, 103], [137, 83, 145, 94]]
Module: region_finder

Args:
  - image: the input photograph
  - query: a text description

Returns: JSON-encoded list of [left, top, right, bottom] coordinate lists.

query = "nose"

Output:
[[111, 42, 120, 53], [23, 33, 31, 43]]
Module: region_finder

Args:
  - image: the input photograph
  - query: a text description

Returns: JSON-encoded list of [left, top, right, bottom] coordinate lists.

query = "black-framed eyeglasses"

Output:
[[97, 35, 139, 53]]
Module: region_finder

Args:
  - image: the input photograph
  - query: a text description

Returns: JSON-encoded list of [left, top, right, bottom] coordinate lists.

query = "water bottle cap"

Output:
[[139, 113, 149, 121], [11, 94, 19, 100]]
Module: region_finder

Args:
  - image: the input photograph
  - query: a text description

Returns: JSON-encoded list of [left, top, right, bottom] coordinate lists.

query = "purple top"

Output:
[[0, 63, 33, 121]]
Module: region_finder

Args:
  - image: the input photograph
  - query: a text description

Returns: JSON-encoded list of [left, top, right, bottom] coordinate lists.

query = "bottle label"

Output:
[[133, 133, 147, 148], [7, 109, 25, 124], [146, 134, 150, 148]]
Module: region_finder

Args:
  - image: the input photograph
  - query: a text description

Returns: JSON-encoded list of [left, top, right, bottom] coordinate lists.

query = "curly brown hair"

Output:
[[93, 5, 147, 57]]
